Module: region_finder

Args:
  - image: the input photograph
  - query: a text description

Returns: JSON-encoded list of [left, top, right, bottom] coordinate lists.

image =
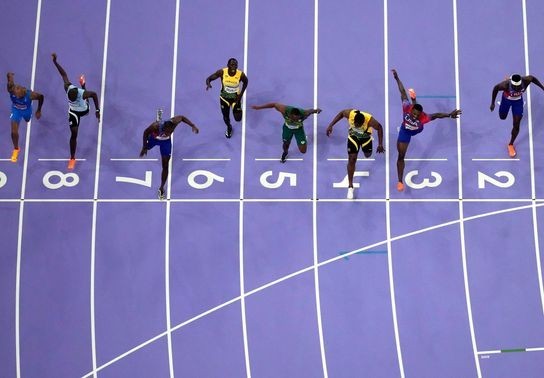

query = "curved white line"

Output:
[[81, 202, 544, 377]]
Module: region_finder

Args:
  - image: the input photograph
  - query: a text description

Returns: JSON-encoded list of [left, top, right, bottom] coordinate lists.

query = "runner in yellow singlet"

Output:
[[205, 58, 248, 138], [326, 109, 384, 199]]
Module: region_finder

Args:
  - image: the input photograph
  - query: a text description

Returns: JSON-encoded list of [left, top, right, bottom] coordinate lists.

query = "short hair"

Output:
[[228, 58, 238, 65], [413, 103, 423, 112], [354, 112, 365, 125], [290, 108, 302, 117], [68, 88, 78, 101]]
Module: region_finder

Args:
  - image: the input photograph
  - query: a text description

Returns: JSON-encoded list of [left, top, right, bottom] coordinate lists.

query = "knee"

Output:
[[499, 113, 508, 120], [363, 151, 372, 158]]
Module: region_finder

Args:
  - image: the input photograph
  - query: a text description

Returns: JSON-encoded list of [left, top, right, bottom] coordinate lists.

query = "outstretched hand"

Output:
[[326, 125, 333, 137], [489, 103, 495, 112], [191, 125, 199, 134], [139, 148, 147, 157], [51, 53, 57, 62], [450, 109, 462, 118], [205, 82, 212, 90], [377, 145, 385, 153], [35, 110, 42, 120], [391, 69, 399, 80]]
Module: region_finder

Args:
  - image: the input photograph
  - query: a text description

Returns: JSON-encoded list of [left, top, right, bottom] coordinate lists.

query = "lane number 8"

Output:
[[43, 170, 79, 190]]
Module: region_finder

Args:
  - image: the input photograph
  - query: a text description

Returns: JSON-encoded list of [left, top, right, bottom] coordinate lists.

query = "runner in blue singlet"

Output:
[[140, 115, 199, 200], [490, 73, 544, 157], [6, 72, 44, 162]]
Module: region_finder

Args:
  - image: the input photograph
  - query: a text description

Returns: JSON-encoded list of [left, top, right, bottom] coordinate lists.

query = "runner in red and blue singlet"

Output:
[[490, 73, 544, 157], [392, 69, 461, 192]]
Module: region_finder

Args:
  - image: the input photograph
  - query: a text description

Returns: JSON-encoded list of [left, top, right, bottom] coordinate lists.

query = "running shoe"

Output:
[[10, 148, 20, 163], [67, 158, 76, 170], [280, 152, 288, 163], [157, 188, 166, 200], [347, 187, 354, 200], [507, 144, 516, 158], [408, 88, 416, 100], [397, 182, 405, 192], [225, 125, 233, 138], [79, 74, 86, 88]]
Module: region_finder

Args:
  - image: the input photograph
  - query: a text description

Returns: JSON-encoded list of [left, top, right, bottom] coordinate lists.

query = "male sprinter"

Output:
[[206, 58, 248, 138], [326, 109, 384, 199], [490, 73, 544, 157], [140, 115, 199, 200], [7, 72, 44, 162], [52, 53, 100, 169], [251, 102, 321, 162], [392, 69, 461, 192]]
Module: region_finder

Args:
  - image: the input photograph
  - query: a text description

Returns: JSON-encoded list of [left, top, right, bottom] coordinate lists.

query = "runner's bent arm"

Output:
[[526, 75, 544, 91], [369, 117, 384, 151], [326, 109, 350, 136], [171, 115, 199, 133], [205, 69, 223, 90]]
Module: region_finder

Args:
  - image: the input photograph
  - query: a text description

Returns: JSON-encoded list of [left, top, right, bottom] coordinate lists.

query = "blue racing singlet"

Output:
[[11, 90, 32, 111]]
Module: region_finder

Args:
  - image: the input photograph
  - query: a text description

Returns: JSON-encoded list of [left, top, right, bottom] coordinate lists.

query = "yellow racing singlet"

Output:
[[220, 68, 242, 100], [348, 109, 373, 138]]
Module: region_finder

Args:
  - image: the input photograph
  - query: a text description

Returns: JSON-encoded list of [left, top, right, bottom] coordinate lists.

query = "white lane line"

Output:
[[471, 158, 520, 162], [313, 0, 328, 376], [478, 346, 544, 354], [2, 197, 540, 204], [522, 0, 544, 317], [254, 158, 303, 161], [15, 2, 42, 377], [384, 0, 405, 376], [181, 158, 231, 161], [453, 0, 481, 375], [164, 0, 182, 375], [38, 158, 87, 161], [110, 158, 158, 161], [240, 0, 251, 376], [89, 0, 112, 376], [405, 158, 448, 161], [326, 158, 375, 161]]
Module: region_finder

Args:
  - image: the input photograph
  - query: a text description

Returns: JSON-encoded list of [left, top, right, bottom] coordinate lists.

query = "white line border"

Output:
[[312, 0, 328, 375], [89, 0, 112, 376], [383, 1, 405, 376], [15, 2, 42, 377], [240, 0, 251, 375], [452, 0, 482, 375], [164, 0, 182, 375], [521, 0, 544, 317]]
